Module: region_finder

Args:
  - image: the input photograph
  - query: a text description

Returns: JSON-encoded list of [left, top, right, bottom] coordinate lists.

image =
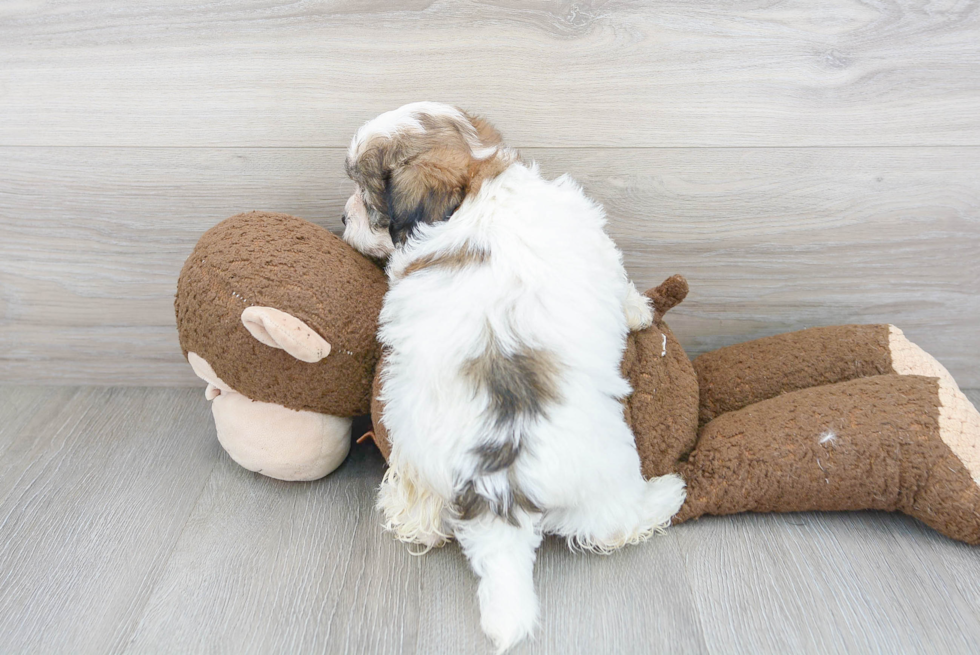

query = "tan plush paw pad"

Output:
[[938, 377, 980, 485], [888, 325, 957, 386]]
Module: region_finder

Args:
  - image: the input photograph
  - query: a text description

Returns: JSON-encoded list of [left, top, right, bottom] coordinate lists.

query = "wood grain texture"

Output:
[[2, 146, 977, 386], [413, 533, 709, 655], [0, 1, 978, 147], [677, 512, 980, 654], [0, 386, 219, 654], [125, 443, 420, 655], [2, 386, 979, 653]]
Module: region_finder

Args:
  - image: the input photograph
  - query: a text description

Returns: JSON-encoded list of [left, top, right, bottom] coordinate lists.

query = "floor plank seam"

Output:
[[119, 448, 221, 653]]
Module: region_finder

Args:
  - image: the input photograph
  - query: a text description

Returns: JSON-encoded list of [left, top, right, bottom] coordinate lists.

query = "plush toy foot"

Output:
[[676, 374, 980, 544], [888, 325, 959, 383]]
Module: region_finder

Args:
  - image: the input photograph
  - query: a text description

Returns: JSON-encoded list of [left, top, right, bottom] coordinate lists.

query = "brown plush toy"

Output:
[[624, 276, 980, 544], [175, 213, 980, 544], [175, 211, 387, 481], [371, 276, 980, 545]]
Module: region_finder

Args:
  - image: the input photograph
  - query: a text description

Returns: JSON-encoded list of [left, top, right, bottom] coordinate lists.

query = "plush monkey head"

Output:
[[175, 211, 388, 480]]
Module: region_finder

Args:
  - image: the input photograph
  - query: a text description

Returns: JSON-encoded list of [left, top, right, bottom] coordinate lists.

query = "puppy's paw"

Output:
[[479, 581, 538, 654], [624, 283, 654, 331], [643, 473, 687, 528], [377, 463, 451, 550]]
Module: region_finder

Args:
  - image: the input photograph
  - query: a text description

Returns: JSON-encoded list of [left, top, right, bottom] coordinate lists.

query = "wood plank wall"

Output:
[[1, 1, 978, 386]]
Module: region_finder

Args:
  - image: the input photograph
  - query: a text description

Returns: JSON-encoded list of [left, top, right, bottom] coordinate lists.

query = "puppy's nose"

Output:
[[341, 212, 347, 226]]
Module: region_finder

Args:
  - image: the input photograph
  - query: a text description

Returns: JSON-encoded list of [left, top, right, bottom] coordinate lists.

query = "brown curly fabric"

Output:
[[675, 374, 980, 545], [648, 274, 689, 322], [623, 283, 699, 478], [175, 211, 387, 416], [693, 324, 895, 427]]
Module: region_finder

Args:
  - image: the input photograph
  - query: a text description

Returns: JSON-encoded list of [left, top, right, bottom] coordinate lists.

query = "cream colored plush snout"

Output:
[[187, 352, 351, 481]]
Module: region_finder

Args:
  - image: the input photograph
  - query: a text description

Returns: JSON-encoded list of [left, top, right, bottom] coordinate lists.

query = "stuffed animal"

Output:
[[370, 275, 980, 545], [174, 211, 387, 481], [176, 212, 980, 544], [625, 276, 980, 543]]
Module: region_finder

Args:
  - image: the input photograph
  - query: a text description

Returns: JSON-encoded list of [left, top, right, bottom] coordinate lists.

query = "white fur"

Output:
[[624, 281, 654, 331], [346, 106, 686, 653], [349, 101, 497, 161], [343, 190, 394, 258], [819, 429, 838, 445]]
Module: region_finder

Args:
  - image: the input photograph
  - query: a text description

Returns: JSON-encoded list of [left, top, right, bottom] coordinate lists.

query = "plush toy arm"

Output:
[[692, 324, 906, 426], [676, 373, 980, 544], [241, 306, 331, 363], [643, 274, 688, 322]]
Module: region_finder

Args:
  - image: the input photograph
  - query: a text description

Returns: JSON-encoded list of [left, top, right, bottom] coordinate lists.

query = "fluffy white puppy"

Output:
[[342, 102, 685, 652]]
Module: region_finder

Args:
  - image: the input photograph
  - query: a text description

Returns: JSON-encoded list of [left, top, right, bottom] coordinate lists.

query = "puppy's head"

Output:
[[342, 102, 507, 258]]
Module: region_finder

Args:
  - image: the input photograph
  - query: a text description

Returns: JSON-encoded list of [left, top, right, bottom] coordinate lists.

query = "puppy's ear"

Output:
[[385, 148, 469, 245]]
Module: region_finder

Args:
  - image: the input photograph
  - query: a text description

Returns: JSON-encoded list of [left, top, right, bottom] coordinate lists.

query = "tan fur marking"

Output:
[[400, 244, 490, 278], [464, 112, 503, 149], [466, 152, 514, 198], [346, 107, 512, 242], [463, 332, 561, 429]]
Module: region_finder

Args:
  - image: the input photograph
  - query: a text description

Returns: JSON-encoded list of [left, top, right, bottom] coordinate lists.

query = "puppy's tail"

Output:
[[455, 511, 543, 653]]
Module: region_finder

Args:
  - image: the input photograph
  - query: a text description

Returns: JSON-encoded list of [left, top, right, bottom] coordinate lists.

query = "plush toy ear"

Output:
[[241, 306, 331, 363]]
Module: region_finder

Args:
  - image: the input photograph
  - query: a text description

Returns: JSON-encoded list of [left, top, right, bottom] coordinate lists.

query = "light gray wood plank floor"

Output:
[[2, 385, 979, 654]]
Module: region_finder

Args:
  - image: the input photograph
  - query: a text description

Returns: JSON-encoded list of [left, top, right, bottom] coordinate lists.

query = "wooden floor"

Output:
[[2, 384, 980, 655]]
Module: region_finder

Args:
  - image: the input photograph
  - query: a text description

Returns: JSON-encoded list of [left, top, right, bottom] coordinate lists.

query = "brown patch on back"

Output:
[[399, 243, 491, 278], [463, 330, 561, 432], [452, 329, 559, 524]]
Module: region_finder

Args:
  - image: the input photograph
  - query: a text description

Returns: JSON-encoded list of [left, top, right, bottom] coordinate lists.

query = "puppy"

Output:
[[342, 102, 686, 652]]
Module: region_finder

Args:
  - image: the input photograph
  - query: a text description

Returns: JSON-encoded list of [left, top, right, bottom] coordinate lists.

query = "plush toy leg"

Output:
[[692, 324, 942, 426], [675, 374, 980, 544]]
